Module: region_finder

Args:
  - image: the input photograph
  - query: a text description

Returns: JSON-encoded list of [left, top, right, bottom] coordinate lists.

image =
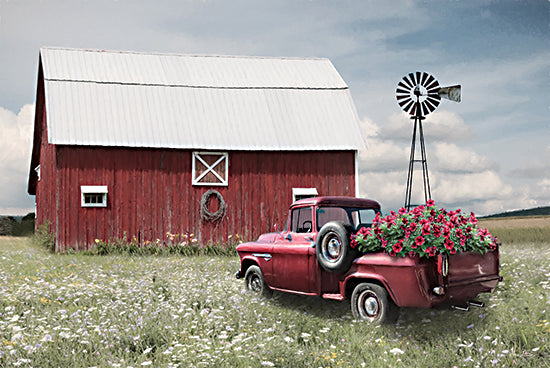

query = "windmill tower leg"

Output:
[[418, 117, 432, 204], [404, 115, 432, 211]]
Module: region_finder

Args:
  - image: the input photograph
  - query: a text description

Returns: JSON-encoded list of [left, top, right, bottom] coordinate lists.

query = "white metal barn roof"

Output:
[[40, 47, 366, 151]]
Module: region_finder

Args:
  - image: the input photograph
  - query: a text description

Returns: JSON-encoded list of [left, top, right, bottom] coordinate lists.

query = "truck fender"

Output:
[[238, 256, 261, 279], [343, 274, 398, 306]]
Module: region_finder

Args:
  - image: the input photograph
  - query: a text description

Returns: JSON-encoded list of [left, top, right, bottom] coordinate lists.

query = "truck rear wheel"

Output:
[[316, 221, 356, 273], [351, 283, 398, 324], [244, 265, 272, 298]]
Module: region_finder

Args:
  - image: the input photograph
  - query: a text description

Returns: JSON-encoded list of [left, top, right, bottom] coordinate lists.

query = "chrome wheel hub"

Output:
[[250, 277, 261, 292], [364, 296, 379, 316], [324, 236, 342, 261], [358, 291, 380, 319]]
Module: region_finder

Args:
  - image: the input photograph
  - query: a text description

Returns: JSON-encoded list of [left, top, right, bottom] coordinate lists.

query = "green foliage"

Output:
[[11, 219, 35, 236], [88, 231, 241, 257], [354, 202, 499, 258], [31, 220, 55, 252]]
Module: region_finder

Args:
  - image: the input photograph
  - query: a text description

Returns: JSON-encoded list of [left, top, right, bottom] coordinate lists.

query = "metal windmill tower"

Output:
[[396, 72, 461, 210]]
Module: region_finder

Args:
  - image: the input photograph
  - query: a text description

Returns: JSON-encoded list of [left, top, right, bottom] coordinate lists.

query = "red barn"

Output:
[[27, 47, 365, 252]]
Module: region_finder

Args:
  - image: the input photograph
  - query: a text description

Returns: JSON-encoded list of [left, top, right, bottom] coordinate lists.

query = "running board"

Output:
[[322, 293, 346, 301]]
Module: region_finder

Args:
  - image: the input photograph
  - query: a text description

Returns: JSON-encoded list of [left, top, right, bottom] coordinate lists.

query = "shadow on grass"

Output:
[[268, 290, 351, 319], [266, 289, 494, 335]]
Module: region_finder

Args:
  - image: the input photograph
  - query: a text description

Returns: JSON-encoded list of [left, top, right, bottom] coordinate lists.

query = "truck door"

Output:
[[271, 206, 316, 292]]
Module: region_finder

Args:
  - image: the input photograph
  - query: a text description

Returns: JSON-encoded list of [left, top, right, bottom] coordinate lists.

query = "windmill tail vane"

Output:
[[437, 85, 461, 103], [395, 71, 461, 210]]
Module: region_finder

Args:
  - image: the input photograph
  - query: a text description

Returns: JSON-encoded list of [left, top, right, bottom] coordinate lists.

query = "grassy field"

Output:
[[0, 230, 548, 367], [479, 216, 550, 245]]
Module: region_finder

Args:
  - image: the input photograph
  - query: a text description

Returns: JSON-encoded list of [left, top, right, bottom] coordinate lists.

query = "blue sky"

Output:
[[0, 0, 548, 215]]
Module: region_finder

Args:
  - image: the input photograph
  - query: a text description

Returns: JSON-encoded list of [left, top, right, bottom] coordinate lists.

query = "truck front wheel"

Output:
[[351, 283, 398, 324], [244, 265, 272, 298]]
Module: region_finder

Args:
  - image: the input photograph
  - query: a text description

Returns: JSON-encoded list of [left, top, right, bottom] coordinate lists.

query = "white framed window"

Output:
[[292, 188, 318, 202], [192, 152, 228, 186], [81, 185, 108, 208]]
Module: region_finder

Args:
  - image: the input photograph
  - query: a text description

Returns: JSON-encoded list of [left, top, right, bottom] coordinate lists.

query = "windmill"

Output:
[[396, 71, 461, 211]]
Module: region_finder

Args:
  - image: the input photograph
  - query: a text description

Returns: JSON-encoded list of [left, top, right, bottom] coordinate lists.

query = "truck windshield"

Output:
[[317, 206, 379, 231]]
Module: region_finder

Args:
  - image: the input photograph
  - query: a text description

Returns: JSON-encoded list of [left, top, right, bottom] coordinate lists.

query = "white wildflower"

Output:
[[142, 347, 153, 355]]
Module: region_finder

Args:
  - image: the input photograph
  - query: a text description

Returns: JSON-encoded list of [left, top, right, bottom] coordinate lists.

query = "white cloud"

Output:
[[432, 143, 493, 173], [0, 105, 35, 215], [359, 139, 408, 172], [359, 171, 407, 211], [535, 179, 550, 202], [357, 113, 524, 215], [431, 171, 513, 204], [380, 111, 472, 142]]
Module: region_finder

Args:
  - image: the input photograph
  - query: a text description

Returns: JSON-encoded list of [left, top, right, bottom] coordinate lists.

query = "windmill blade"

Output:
[[424, 74, 436, 88], [423, 98, 439, 113], [408, 72, 418, 86], [398, 97, 413, 108], [425, 78, 440, 92], [420, 101, 429, 116], [401, 99, 415, 114], [397, 82, 410, 92], [415, 71, 422, 85], [420, 71, 429, 86], [401, 77, 414, 89], [437, 85, 461, 102]]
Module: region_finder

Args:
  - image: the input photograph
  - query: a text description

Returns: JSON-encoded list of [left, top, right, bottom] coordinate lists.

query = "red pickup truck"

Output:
[[236, 197, 501, 324]]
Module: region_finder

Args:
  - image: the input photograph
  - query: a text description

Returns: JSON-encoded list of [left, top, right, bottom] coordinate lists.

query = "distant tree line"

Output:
[[0, 213, 35, 236], [480, 206, 550, 219]]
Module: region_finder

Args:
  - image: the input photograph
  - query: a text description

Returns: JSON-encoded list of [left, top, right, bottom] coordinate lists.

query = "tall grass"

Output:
[[479, 216, 550, 244], [0, 236, 547, 367], [489, 227, 550, 244]]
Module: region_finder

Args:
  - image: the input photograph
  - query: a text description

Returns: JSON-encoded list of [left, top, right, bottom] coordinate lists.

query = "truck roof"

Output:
[[291, 196, 381, 209]]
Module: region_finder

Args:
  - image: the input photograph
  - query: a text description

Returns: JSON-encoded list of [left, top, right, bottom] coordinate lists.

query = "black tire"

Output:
[[244, 265, 272, 298], [316, 221, 356, 273], [351, 282, 398, 324]]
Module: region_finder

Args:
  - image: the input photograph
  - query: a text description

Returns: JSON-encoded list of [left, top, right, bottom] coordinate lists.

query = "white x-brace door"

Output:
[[192, 152, 228, 186]]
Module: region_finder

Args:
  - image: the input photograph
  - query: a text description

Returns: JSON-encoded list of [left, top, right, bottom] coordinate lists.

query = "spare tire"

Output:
[[316, 221, 357, 273]]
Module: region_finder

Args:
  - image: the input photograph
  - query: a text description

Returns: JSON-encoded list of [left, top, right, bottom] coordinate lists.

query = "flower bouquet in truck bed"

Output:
[[352, 200, 499, 258]]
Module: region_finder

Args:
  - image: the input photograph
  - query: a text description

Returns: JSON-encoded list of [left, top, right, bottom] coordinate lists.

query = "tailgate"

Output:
[[447, 250, 500, 286]]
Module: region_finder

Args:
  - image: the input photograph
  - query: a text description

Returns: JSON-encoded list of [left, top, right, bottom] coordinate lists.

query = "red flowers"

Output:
[[353, 201, 499, 258], [425, 246, 437, 257], [414, 235, 424, 249], [392, 240, 403, 254]]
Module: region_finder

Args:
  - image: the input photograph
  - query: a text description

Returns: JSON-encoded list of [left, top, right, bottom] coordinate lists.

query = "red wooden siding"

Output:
[[32, 68, 61, 249], [46, 146, 355, 251]]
